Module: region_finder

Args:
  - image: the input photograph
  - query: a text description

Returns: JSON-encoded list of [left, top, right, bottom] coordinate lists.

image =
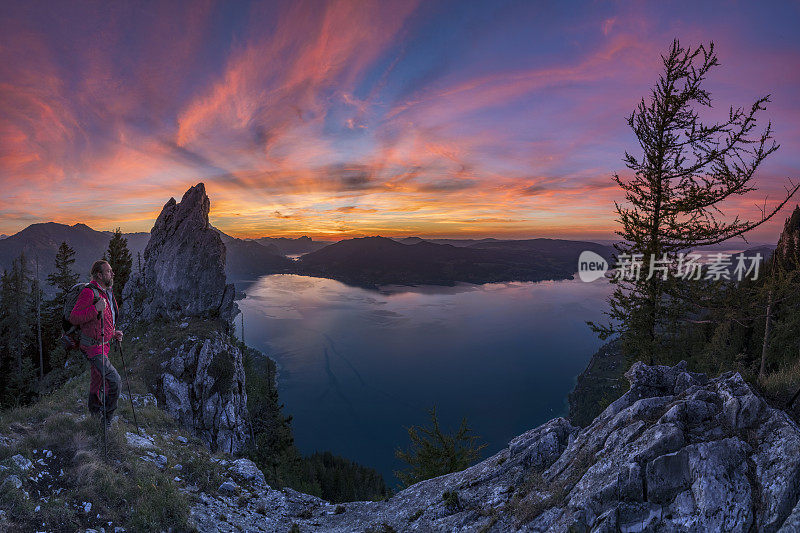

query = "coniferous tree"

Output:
[[44, 242, 80, 373], [589, 40, 799, 364], [48, 241, 80, 296], [46, 241, 79, 341], [0, 254, 37, 406], [8, 254, 34, 371], [106, 228, 132, 304], [0, 269, 12, 405], [394, 407, 486, 488]]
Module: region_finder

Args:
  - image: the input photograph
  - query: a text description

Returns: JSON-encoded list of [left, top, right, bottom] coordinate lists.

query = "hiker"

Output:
[[69, 260, 123, 426]]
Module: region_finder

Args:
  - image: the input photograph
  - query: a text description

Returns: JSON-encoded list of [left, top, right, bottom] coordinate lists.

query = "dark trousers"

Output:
[[87, 354, 121, 418]]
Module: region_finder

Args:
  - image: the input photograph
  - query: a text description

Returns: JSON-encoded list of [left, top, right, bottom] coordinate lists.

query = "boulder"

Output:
[[10, 455, 32, 471], [125, 432, 155, 450], [229, 458, 268, 489]]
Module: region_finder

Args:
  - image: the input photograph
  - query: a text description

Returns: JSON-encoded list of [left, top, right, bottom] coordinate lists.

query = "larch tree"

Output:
[[589, 39, 799, 363]]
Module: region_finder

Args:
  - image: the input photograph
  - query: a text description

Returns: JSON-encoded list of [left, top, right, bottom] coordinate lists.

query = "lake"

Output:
[[235, 274, 613, 486]]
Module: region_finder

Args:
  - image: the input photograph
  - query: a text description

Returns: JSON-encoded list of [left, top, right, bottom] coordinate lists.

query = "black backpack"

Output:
[[60, 282, 100, 351]]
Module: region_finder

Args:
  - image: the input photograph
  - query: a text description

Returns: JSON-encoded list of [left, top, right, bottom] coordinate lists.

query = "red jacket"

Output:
[[69, 280, 117, 358]]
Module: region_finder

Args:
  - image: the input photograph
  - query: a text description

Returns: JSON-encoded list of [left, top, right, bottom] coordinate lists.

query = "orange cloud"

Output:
[[0, 2, 795, 245]]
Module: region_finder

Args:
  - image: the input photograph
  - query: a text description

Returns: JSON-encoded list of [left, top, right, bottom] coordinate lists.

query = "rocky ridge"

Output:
[[185, 361, 800, 532]]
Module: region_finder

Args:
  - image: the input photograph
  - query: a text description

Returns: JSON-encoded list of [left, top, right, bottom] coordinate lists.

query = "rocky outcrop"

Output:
[[123, 183, 237, 324], [524, 360, 800, 532], [189, 361, 800, 532], [118, 184, 248, 455], [161, 331, 248, 454]]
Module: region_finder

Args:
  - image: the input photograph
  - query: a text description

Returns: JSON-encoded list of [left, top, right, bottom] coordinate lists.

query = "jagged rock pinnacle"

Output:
[[123, 183, 238, 323]]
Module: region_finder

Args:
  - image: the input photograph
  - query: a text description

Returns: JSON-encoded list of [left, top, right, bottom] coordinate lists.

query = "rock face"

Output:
[[192, 361, 800, 532], [161, 331, 248, 454], [524, 360, 800, 532], [123, 183, 237, 323]]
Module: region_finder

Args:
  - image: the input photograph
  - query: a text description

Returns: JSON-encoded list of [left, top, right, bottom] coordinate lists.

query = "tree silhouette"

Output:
[[106, 228, 132, 304], [589, 39, 799, 363]]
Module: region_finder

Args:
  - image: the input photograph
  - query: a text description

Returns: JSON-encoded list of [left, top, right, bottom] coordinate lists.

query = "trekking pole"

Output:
[[117, 339, 140, 434], [100, 312, 108, 461]]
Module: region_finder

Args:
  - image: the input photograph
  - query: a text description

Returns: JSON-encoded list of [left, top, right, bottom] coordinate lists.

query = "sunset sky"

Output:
[[1, 0, 798, 241]]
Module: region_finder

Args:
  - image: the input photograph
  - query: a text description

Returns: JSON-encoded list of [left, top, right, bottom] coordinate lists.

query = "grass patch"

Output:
[[509, 444, 595, 527], [174, 448, 225, 493], [126, 462, 190, 532], [125, 404, 174, 432], [759, 358, 800, 419], [442, 490, 461, 511], [0, 406, 190, 532]]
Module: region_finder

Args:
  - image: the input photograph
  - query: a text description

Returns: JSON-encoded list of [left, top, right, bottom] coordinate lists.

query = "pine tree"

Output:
[[0, 269, 12, 405], [394, 407, 486, 487], [0, 254, 37, 406], [106, 228, 132, 304], [8, 254, 34, 371], [47, 242, 80, 296], [46, 241, 79, 332], [589, 40, 799, 364], [43, 242, 79, 373]]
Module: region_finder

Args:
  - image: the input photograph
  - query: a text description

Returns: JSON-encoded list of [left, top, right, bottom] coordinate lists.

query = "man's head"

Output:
[[91, 260, 114, 289]]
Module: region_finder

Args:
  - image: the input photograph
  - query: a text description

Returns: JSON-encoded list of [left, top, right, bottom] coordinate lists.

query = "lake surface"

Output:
[[236, 274, 613, 486]]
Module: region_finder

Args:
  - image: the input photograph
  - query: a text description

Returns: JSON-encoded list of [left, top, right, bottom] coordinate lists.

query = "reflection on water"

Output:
[[236, 274, 612, 485]]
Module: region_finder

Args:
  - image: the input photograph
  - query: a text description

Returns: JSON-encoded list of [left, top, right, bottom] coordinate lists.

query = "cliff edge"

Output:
[[187, 360, 800, 532]]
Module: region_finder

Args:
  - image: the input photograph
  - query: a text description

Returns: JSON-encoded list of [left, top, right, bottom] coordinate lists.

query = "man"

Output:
[[69, 260, 123, 428]]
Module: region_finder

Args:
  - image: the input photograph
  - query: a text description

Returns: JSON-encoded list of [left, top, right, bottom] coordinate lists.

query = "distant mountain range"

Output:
[[0, 223, 149, 285], [0, 223, 293, 292], [4, 223, 670, 291], [392, 236, 501, 247], [215, 230, 294, 279], [251, 236, 331, 255], [296, 236, 614, 288]]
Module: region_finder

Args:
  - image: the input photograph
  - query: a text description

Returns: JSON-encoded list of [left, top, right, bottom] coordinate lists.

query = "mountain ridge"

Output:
[[296, 235, 614, 288]]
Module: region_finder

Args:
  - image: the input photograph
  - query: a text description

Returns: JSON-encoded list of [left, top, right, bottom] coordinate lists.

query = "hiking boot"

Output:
[[98, 414, 118, 433]]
